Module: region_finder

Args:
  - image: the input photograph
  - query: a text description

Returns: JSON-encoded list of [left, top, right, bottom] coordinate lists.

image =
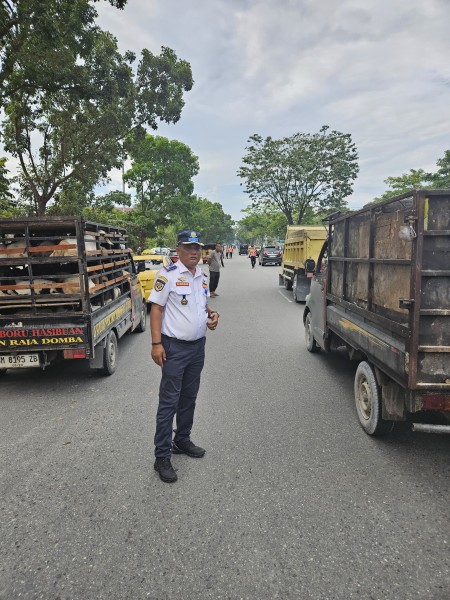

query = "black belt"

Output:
[[162, 334, 204, 345]]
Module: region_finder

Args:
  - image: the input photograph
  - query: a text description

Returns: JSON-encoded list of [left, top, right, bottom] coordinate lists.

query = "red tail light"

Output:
[[63, 349, 86, 359], [421, 395, 450, 411]]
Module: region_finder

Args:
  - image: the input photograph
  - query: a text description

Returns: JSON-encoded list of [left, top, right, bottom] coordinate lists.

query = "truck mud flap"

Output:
[[294, 275, 311, 302]]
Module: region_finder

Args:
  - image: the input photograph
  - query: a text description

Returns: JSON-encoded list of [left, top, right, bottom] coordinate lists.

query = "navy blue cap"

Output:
[[177, 230, 204, 246]]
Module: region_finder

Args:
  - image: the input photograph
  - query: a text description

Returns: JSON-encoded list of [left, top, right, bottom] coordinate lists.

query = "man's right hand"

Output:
[[151, 345, 166, 367]]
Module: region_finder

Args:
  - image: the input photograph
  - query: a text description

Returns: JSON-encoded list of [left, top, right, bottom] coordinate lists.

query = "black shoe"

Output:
[[172, 439, 205, 458], [154, 457, 177, 483]]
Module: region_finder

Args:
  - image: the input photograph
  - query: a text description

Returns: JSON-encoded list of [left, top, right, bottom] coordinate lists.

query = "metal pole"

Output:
[[412, 423, 450, 434]]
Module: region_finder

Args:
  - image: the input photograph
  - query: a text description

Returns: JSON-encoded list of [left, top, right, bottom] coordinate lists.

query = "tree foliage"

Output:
[[1, 1, 127, 100], [374, 150, 450, 202], [0, 156, 19, 215], [1, 1, 193, 215], [184, 195, 234, 244], [235, 207, 287, 245], [124, 134, 199, 222], [429, 150, 450, 188], [238, 126, 359, 225]]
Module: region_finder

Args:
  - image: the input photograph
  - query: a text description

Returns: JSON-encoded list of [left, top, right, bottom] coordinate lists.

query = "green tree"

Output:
[[1, 2, 193, 215], [124, 134, 199, 221], [185, 196, 234, 243], [0, 157, 12, 201], [238, 126, 359, 225], [373, 150, 450, 203], [235, 207, 288, 244], [373, 168, 431, 202], [132, 196, 234, 249], [430, 150, 450, 188], [0, 156, 19, 215], [0, 0, 127, 100]]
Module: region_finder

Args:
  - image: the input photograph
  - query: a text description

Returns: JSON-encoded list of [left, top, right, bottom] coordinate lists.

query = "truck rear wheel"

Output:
[[354, 361, 394, 436], [304, 313, 320, 353], [135, 302, 147, 333], [284, 276, 293, 291], [101, 331, 118, 376], [292, 274, 299, 302]]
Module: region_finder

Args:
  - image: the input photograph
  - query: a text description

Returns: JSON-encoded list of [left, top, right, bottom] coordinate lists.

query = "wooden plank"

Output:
[[28, 244, 76, 253], [0, 247, 27, 255], [90, 274, 128, 293], [87, 262, 114, 272]]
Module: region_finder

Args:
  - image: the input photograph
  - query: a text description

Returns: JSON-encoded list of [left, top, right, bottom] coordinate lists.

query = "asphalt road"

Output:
[[1, 254, 449, 600]]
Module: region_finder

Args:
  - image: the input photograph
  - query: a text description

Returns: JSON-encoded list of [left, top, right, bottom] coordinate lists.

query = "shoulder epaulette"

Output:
[[164, 264, 178, 272]]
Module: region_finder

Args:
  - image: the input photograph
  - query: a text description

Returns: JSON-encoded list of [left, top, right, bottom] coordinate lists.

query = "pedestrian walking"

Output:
[[208, 242, 224, 297], [149, 230, 220, 483], [228, 245, 233, 259], [136, 245, 142, 254], [249, 245, 257, 268]]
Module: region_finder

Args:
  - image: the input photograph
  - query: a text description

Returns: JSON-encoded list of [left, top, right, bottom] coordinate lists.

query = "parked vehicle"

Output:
[[279, 226, 327, 301], [259, 246, 282, 266], [0, 217, 146, 376], [135, 255, 172, 305], [141, 250, 165, 264], [239, 244, 249, 255], [168, 249, 179, 263], [303, 190, 450, 435], [202, 243, 216, 264]]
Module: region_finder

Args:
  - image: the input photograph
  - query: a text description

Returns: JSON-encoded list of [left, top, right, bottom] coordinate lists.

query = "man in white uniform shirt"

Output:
[[149, 230, 220, 483]]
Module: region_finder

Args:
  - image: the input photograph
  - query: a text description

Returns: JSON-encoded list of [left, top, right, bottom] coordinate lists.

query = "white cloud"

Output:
[[7, 0, 450, 222]]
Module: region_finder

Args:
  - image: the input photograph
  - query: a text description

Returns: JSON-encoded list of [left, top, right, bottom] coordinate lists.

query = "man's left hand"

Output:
[[207, 312, 219, 330]]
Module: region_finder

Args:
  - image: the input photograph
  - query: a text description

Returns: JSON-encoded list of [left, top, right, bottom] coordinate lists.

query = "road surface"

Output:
[[1, 254, 449, 599]]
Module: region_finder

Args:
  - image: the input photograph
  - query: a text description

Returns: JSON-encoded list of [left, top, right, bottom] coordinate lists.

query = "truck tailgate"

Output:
[[412, 192, 450, 390]]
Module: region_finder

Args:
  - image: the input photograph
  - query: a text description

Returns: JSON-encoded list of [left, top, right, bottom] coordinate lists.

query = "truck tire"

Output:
[[354, 361, 394, 436], [100, 331, 118, 376], [135, 302, 147, 333], [304, 313, 320, 353], [284, 276, 293, 291], [292, 273, 299, 302]]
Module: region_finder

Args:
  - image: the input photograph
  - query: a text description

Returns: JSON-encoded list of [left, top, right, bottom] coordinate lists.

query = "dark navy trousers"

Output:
[[154, 335, 206, 458]]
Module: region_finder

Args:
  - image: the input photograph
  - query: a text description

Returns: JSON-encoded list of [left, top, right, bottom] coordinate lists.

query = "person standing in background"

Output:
[[249, 245, 257, 268], [228, 245, 233, 259], [208, 242, 224, 297]]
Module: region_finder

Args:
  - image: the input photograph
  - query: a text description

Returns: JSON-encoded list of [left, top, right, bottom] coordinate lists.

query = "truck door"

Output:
[[309, 241, 328, 348]]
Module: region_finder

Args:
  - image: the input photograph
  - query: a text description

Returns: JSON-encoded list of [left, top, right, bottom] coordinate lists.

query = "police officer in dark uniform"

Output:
[[149, 231, 220, 483]]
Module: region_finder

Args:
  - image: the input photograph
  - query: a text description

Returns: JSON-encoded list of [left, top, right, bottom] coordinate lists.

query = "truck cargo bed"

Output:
[[327, 190, 450, 391]]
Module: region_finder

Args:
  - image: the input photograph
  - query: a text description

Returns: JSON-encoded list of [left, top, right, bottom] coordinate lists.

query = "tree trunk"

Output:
[[37, 196, 47, 216]]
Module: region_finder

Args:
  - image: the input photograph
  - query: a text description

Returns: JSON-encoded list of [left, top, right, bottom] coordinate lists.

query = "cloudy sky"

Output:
[[97, 0, 450, 221]]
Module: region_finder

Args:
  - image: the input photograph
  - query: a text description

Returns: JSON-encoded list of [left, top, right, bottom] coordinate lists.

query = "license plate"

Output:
[[0, 354, 40, 368]]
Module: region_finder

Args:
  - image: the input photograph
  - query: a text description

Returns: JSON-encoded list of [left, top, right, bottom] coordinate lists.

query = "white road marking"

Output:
[[278, 290, 293, 303]]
